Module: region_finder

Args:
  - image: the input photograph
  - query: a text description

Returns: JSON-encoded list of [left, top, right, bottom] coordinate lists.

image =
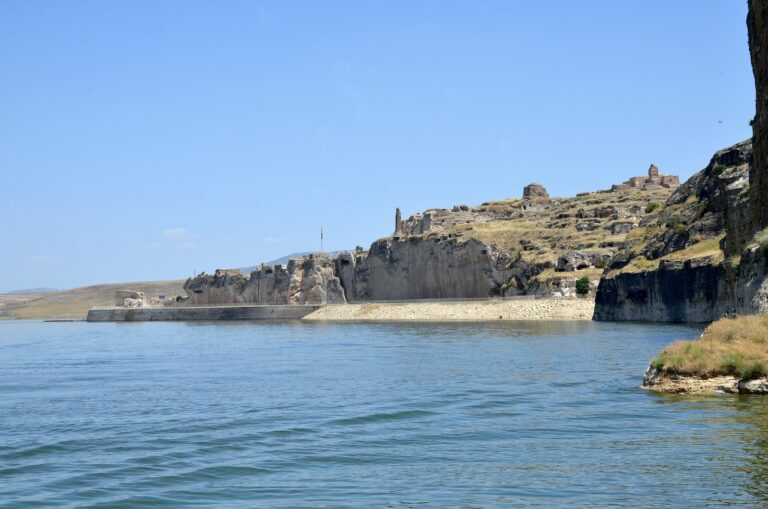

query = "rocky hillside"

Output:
[[186, 2, 768, 315], [594, 0, 768, 323], [185, 173, 677, 305], [594, 141, 752, 322]]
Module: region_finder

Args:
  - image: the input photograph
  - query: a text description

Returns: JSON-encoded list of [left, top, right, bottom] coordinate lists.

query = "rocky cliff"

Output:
[[594, 1, 768, 323], [335, 237, 519, 300], [185, 254, 346, 305], [186, 179, 677, 305], [186, 1, 768, 322], [594, 141, 755, 322], [749, 0, 768, 236]]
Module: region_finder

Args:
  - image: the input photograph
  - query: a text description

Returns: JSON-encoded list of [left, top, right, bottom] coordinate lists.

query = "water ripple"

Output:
[[2, 320, 767, 508]]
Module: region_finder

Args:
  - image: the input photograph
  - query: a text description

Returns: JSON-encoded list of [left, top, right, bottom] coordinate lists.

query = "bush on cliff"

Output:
[[645, 202, 661, 214], [575, 277, 590, 296], [756, 227, 768, 268], [651, 315, 768, 379]]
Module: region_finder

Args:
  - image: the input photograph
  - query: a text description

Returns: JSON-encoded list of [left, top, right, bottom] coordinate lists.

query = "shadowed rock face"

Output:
[[594, 260, 728, 323], [749, 0, 768, 236]]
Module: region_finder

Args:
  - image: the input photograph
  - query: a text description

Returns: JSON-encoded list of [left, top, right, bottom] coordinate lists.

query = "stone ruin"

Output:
[[214, 268, 241, 278], [523, 183, 549, 199], [115, 290, 147, 308], [393, 205, 500, 238], [391, 184, 557, 239], [611, 164, 680, 192], [115, 290, 180, 308]]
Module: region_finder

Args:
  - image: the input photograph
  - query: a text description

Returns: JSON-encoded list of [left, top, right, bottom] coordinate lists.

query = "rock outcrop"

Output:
[[115, 290, 147, 308], [184, 254, 346, 305], [643, 365, 768, 395], [335, 237, 520, 300], [594, 141, 753, 322], [187, 168, 677, 305], [595, 1, 768, 323]]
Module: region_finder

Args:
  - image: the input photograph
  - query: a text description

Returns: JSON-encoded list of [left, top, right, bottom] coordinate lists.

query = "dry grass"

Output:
[[433, 188, 674, 260], [0, 280, 185, 320], [663, 235, 725, 262], [532, 268, 603, 282], [608, 256, 659, 275], [652, 315, 768, 378]]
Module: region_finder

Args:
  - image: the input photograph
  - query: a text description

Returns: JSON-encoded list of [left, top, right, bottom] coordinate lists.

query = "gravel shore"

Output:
[[303, 299, 595, 321]]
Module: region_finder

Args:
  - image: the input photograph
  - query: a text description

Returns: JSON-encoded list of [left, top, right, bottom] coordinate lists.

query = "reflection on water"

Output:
[[3, 319, 768, 508]]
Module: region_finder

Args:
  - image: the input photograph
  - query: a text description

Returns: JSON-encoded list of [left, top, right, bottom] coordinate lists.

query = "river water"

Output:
[[2, 320, 768, 508]]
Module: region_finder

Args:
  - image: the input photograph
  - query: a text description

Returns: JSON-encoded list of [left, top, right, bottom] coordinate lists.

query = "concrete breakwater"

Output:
[[86, 304, 320, 322]]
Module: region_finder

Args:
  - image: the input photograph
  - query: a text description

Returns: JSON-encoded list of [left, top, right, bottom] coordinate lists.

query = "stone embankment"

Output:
[[86, 305, 319, 322], [642, 366, 768, 395], [303, 298, 594, 321]]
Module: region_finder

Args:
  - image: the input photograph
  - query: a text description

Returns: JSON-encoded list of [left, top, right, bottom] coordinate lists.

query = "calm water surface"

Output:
[[2, 320, 768, 508]]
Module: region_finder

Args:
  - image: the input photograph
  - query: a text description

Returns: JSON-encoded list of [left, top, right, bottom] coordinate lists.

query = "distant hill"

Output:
[[0, 280, 185, 320], [4, 287, 59, 295], [240, 250, 350, 273]]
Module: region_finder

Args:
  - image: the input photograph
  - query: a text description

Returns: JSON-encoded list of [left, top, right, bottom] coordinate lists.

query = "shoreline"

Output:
[[642, 366, 768, 395], [303, 298, 595, 322]]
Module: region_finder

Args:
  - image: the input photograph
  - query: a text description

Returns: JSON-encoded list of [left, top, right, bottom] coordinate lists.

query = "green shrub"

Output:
[[673, 223, 688, 235], [712, 163, 726, 176], [756, 228, 768, 268], [575, 276, 590, 295], [657, 215, 683, 228], [645, 202, 661, 214], [721, 354, 744, 375], [740, 362, 766, 380], [355, 245, 365, 253], [652, 354, 668, 371]]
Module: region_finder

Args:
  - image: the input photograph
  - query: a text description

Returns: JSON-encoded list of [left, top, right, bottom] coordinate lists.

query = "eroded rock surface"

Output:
[[184, 254, 346, 305], [642, 365, 768, 395]]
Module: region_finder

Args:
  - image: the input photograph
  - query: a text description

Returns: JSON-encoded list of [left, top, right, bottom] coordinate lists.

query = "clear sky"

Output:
[[0, 1, 756, 291]]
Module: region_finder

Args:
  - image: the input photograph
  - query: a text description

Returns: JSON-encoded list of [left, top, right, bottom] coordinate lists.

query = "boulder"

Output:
[[576, 221, 601, 232], [556, 251, 591, 272]]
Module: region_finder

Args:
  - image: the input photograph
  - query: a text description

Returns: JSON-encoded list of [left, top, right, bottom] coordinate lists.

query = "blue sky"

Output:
[[0, 1, 755, 291]]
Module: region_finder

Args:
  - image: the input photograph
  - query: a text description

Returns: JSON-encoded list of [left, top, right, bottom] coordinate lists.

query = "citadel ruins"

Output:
[[391, 164, 681, 238], [610, 164, 680, 192]]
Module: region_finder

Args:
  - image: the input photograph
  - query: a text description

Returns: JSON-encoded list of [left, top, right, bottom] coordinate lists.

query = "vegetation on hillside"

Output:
[[434, 188, 673, 265], [651, 315, 768, 379]]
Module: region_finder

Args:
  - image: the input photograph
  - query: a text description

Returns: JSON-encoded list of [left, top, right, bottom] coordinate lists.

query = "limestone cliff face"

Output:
[[184, 254, 346, 305], [335, 237, 521, 301], [184, 236, 550, 305], [749, 0, 768, 236]]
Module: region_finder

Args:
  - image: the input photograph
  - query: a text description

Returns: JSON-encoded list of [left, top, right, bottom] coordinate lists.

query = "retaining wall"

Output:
[[86, 305, 320, 322]]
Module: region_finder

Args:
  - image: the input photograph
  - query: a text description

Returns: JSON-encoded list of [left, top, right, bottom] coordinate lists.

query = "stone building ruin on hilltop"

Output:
[[610, 164, 680, 192]]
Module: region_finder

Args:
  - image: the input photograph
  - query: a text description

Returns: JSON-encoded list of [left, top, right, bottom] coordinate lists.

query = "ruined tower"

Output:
[[394, 207, 402, 237]]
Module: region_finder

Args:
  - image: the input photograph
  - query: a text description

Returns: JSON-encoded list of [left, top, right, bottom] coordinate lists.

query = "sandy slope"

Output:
[[303, 299, 595, 321]]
